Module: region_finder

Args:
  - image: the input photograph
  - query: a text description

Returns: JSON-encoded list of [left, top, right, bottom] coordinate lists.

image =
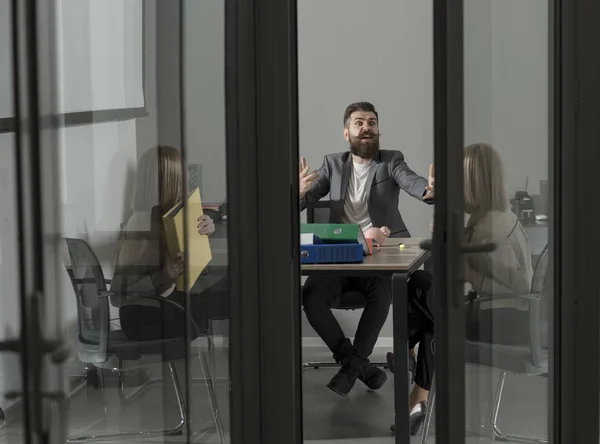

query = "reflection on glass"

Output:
[[0, 133, 25, 443], [456, 1, 550, 442], [0, 0, 25, 440], [35, 0, 230, 443]]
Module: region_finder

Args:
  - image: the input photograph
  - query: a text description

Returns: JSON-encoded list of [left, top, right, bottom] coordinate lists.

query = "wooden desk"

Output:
[[301, 238, 430, 444]]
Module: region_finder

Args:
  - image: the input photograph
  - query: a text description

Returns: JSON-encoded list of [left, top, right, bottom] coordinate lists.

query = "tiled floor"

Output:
[[0, 346, 549, 444]]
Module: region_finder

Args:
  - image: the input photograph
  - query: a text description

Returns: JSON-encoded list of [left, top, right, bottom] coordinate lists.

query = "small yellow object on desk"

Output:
[[399, 243, 406, 250]]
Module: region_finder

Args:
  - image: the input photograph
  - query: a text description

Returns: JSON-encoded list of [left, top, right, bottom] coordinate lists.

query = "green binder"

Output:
[[300, 223, 360, 244]]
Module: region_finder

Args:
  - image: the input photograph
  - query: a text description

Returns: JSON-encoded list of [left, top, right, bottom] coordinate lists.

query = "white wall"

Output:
[[298, 0, 548, 340], [298, 0, 435, 240], [183, 0, 226, 204], [0, 0, 156, 410], [0, 122, 140, 409], [488, 0, 548, 197], [298, 0, 434, 339]]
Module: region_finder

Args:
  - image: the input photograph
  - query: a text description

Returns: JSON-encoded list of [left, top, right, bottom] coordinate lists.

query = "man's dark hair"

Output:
[[343, 102, 378, 127]]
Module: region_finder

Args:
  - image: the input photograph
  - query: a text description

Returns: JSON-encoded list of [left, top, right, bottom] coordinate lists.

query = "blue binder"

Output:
[[300, 243, 364, 264]]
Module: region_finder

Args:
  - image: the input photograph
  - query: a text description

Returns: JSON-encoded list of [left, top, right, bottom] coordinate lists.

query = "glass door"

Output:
[[3, 0, 303, 443], [432, 0, 556, 442], [433, 0, 600, 443], [3, 0, 69, 442], [0, 0, 37, 441], [4, 0, 236, 443]]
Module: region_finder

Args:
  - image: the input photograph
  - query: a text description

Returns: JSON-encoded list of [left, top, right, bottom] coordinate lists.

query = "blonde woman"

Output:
[[111, 146, 226, 341], [389, 143, 533, 435]]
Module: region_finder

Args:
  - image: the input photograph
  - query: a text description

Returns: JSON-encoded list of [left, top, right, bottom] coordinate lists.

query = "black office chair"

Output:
[[63, 238, 224, 443], [302, 201, 389, 371], [420, 245, 550, 444]]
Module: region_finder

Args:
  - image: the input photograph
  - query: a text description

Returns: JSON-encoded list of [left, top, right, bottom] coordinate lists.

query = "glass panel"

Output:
[[460, 0, 551, 442], [0, 139, 26, 443], [0, 0, 25, 441], [29, 0, 230, 442], [183, 0, 229, 441], [297, 1, 435, 442]]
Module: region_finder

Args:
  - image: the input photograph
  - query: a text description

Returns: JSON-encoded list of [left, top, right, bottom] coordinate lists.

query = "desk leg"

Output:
[[424, 256, 433, 274], [392, 272, 409, 444]]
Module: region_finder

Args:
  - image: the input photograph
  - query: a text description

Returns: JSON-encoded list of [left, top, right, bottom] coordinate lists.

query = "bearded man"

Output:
[[299, 101, 434, 397]]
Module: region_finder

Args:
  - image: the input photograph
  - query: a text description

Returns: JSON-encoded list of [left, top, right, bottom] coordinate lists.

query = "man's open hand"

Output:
[[299, 157, 318, 199]]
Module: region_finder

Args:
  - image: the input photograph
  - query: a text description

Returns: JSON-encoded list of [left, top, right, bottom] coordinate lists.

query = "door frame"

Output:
[[432, 0, 466, 442], [554, 0, 600, 441], [225, 0, 303, 443], [11, 0, 66, 441]]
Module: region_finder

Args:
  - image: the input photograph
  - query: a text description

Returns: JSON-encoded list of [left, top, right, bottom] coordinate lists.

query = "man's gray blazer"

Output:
[[300, 150, 430, 237]]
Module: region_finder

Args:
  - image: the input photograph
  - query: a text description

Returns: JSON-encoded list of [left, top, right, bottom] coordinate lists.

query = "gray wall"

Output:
[[0, 0, 164, 408], [181, 0, 548, 343], [183, 0, 227, 204], [298, 0, 548, 342], [0, 3, 548, 402], [298, 0, 434, 341]]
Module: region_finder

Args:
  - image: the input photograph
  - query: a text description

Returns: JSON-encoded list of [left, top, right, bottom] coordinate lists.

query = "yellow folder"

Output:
[[162, 188, 212, 291]]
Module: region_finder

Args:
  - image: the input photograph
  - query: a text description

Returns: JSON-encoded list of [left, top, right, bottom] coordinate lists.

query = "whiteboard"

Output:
[[0, 0, 145, 120]]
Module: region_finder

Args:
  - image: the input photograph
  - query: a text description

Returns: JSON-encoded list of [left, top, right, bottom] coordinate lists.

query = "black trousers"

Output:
[[407, 271, 435, 391], [407, 270, 530, 391], [302, 275, 392, 360], [120, 279, 229, 342]]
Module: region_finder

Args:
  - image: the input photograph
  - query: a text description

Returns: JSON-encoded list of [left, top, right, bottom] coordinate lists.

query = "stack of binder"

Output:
[[299, 223, 372, 264], [163, 188, 212, 290]]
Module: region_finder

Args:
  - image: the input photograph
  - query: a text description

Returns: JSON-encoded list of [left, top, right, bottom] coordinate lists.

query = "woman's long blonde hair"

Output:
[[131, 146, 183, 212], [464, 143, 508, 215]]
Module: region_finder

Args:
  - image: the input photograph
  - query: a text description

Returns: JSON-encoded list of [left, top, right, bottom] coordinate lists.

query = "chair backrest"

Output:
[[305, 201, 367, 310], [531, 245, 549, 294], [529, 244, 549, 367], [306, 201, 331, 224], [64, 238, 110, 363]]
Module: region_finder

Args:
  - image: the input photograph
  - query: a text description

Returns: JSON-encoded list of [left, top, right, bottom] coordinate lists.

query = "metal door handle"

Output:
[[460, 243, 496, 254], [419, 239, 496, 254]]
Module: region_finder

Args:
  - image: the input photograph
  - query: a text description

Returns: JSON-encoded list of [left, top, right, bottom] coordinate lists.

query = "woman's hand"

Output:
[[380, 226, 391, 238], [165, 252, 184, 280], [423, 164, 434, 201], [198, 215, 215, 236]]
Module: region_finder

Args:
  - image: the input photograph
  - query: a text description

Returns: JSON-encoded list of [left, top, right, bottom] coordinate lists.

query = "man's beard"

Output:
[[349, 132, 380, 159]]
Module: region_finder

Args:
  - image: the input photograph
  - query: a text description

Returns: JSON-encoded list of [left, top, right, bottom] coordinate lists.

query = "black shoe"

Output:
[[358, 364, 388, 390], [389, 401, 428, 436], [409, 401, 427, 435], [327, 353, 367, 398], [386, 352, 417, 383]]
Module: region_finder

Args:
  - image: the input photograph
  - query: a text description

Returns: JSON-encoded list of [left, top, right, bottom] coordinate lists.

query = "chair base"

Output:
[[491, 372, 548, 444], [421, 371, 548, 444], [68, 353, 226, 444]]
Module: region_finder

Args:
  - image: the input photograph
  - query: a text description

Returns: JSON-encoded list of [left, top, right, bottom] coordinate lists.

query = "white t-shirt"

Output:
[[341, 160, 373, 232]]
